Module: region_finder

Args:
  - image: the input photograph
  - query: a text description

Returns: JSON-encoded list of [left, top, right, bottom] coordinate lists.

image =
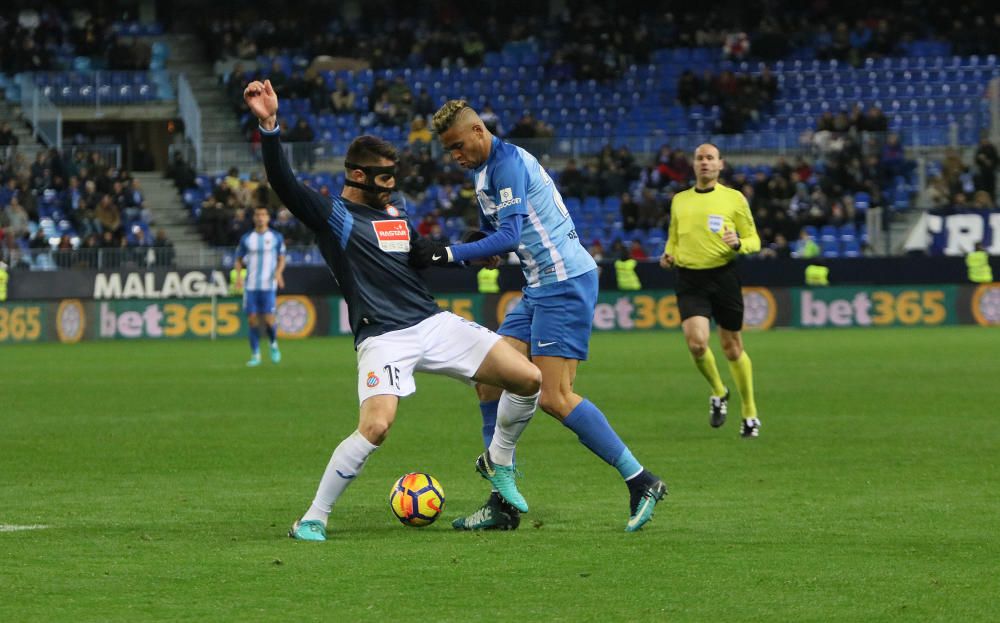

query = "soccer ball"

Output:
[[389, 473, 445, 527]]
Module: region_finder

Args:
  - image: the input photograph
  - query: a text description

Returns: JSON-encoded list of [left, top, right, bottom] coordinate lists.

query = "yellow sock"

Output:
[[692, 348, 727, 397], [727, 351, 757, 418]]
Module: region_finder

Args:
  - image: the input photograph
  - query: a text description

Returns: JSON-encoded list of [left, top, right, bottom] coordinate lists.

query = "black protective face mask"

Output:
[[343, 161, 396, 195]]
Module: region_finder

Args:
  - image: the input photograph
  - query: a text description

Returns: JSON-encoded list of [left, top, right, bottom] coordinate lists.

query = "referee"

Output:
[[660, 143, 762, 438]]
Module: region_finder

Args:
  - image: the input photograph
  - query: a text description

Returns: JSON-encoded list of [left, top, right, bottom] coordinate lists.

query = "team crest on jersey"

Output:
[[371, 219, 410, 252], [366, 371, 380, 387], [385, 205, 400, 217]]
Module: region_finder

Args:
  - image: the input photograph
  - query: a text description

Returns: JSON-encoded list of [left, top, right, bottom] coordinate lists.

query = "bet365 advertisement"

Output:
[[1, 285, 998, 344]]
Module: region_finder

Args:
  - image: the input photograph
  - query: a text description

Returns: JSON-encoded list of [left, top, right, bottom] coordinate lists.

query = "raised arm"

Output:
[[244, 79, 331, 231]]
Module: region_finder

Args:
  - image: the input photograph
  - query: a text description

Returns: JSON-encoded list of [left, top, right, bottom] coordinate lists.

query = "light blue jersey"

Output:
[[237, 229, 286, 291], [474, 136, 596, 287]]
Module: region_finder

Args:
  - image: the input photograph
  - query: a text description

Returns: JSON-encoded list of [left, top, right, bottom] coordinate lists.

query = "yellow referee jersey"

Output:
[[664, 183, 761, 269]]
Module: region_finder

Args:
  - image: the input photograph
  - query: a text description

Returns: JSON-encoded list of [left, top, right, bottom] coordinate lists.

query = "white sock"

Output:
[[488, 390, 539, 466], [301, 430, 378, 526]]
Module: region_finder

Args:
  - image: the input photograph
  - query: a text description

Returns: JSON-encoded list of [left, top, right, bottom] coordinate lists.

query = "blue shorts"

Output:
[[244, 289, 277, 315], [499, 270, 597, 360]]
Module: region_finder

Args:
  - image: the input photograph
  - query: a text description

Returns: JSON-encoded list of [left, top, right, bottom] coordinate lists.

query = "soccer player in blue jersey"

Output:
[[235, 206, 286, 366], [244, 80, 542, 542], [419, 100, 668, 532]]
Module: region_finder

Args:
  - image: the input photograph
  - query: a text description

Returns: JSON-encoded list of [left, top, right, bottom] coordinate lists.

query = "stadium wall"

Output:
[[2, 284, 998, 344]]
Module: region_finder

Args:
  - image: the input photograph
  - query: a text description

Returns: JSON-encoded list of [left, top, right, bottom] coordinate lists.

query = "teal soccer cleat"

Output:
[[270, 345, 281, 364], [475, 451, 528, 513], [288, 519, 326, 541], [626, 477, 668, 532], [247, 353, 261, 367]]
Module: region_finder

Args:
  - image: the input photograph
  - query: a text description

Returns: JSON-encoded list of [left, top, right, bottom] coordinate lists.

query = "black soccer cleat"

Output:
[[452, 492, 521, 531], [626, 472, 668, 532], [710, 388, 729, 428], [740, 417, 761, 438]]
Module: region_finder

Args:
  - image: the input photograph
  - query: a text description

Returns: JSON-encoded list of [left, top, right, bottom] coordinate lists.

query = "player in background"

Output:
[[416, 100, 667, 532], [659, 143, 762, 437], [234, 205, 286, 366], [244, 80, 542, 541]]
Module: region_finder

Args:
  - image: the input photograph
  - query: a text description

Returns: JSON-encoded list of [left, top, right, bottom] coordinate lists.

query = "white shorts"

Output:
[[355, 312, 502, 404]]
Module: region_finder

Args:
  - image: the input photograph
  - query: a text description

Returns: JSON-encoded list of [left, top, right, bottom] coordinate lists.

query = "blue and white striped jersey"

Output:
[[474, 136, 596, 287], [236, 229, 286, 291]]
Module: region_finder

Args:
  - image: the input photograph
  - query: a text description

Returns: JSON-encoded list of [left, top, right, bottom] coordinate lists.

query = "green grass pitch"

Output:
[[2, 327, 998, 621]]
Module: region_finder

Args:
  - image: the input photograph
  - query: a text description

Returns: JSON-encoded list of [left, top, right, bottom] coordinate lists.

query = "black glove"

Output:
[[410, 237, 450, 268]]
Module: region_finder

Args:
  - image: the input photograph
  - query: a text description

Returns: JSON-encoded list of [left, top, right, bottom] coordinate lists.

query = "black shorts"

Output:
[[675, 263, 744, 331]]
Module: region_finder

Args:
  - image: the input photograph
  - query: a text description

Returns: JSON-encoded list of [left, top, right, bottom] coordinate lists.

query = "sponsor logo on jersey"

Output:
[[496, 186, 523, 209], [366, 371, 380, 387], [371, 219, 410, 252]]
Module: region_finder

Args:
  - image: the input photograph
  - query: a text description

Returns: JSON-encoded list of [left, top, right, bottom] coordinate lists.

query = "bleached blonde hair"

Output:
[[432, 99, 473, 134]]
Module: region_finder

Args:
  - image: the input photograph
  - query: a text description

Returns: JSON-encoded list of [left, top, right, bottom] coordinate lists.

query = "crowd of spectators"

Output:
[[923, 136, 999, 213], [676, 67, 779, 133], [197, 1, 1000, 80], [171, 164, 314, 248], [0, 7, 152, 74], [1, 147, 173, 269]]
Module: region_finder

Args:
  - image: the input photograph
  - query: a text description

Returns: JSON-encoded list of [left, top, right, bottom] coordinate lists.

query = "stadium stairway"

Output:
[[0, 99, 47, 163], [131, 171, 213, 266], [163, 33, 246, 146]]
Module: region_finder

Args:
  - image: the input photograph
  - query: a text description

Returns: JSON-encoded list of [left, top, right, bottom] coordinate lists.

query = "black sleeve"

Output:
[[260, 130, 331, 231]]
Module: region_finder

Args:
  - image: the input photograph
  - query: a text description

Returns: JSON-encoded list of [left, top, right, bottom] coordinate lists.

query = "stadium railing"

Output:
[[168, 142, 293, 174], [19, 79, 63, 149], [177, 73, 202, 170]]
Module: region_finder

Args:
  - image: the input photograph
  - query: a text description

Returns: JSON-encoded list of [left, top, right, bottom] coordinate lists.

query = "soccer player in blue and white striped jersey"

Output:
[[235, 206, 286, 366], [419, 100, 668, 532]]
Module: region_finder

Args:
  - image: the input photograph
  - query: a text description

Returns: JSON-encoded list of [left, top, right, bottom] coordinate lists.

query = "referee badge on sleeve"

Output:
[[708, 214, 724, 233]]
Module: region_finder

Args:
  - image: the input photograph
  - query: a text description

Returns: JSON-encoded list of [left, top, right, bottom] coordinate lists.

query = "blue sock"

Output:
[[563, 399, 642, 480], [480, 400, 499, 449], [248, 325, 260, 354], [265, 323, 277, 346]]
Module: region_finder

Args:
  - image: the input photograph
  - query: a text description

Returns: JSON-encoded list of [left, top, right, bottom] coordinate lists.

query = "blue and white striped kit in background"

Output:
[[237, 229, 287, 292]]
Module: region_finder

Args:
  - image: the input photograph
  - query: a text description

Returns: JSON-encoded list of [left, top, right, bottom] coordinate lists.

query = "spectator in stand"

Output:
[[413, 89, 436, 118], [628, 239, 648, 261], [971, 190, 995, 210], [621, 192, 640, 232], [417, 213, 438, 237], [95, 194, 122, 235], [271, 207, 302, 244], [559, 159, 588, 199], [3, 197, 30, 240], [880, 133, 906, 181], [428, 222, 450, 245], [507, 113, 538, 139], [677, 70, 699, 108], [287, 118, 316, 170], [330, 79, 356, 114], [794, 229, 821, 259], [478, 104, 503, 137], [152, 228, 175, 266], [973, 135, 998, 201], [407, 117, 432, 147], [760, 232, 792, 259]]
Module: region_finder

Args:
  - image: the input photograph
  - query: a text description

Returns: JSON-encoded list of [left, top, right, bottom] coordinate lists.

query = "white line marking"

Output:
[[0, 524, 50, 533]]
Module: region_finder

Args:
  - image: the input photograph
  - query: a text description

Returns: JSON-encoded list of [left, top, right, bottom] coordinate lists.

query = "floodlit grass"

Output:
[[2, 327, 998, 621]]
